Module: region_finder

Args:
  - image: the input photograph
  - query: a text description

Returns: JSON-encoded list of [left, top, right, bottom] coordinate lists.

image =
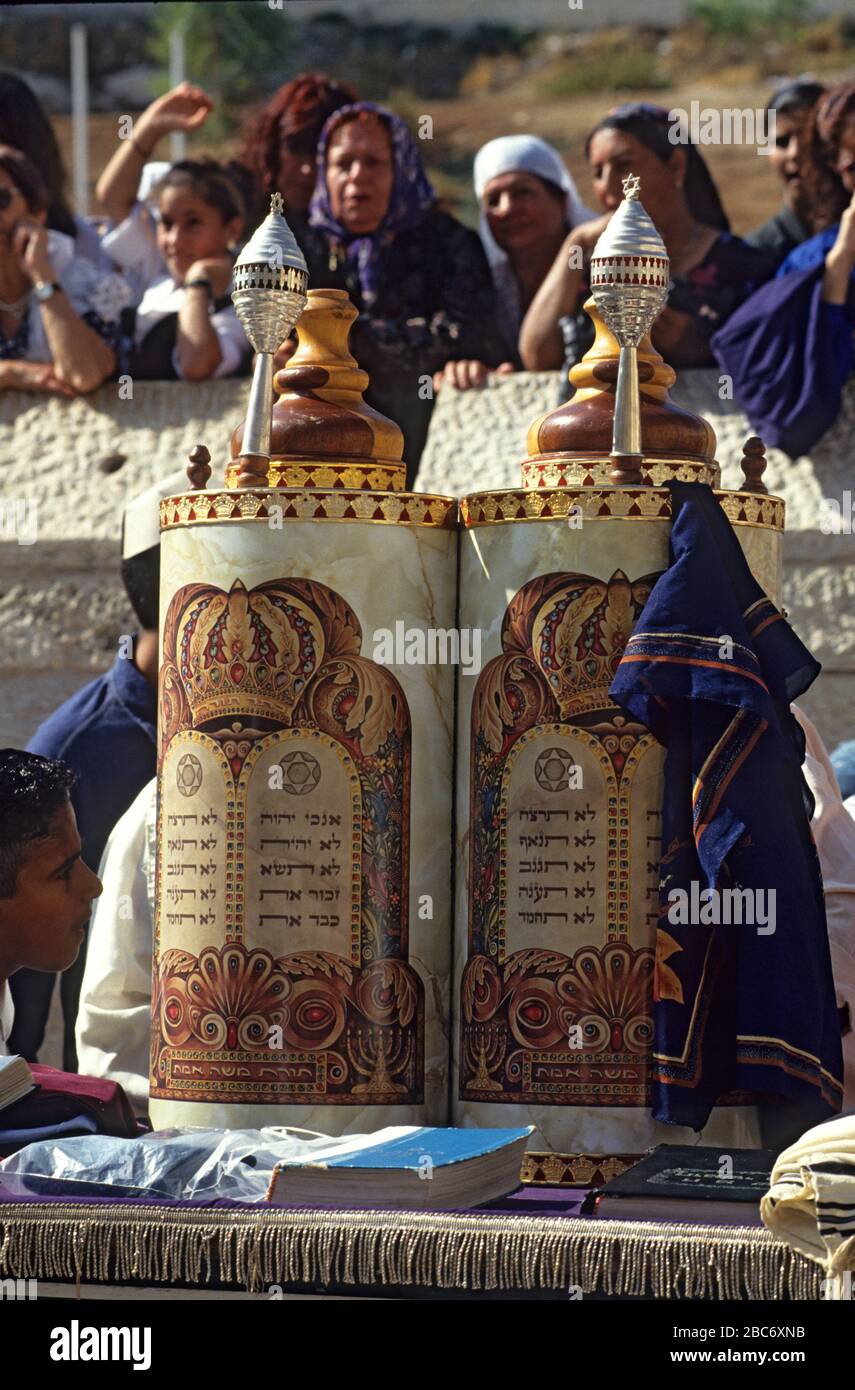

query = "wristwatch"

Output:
[[184, 277, 213, 298], [33, 281, 62, 303]]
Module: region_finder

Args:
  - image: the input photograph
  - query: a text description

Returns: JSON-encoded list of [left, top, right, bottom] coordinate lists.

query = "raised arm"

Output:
[[823, 190, 855, 305], [519, 216, 610, 370], [174, 255, 235, 380], [95, 82, 213, 225]]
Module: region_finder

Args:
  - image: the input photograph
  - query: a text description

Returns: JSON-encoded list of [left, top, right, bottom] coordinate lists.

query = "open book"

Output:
[[266, 1126, 533, 1210], [0, 1055, 35, 1112]]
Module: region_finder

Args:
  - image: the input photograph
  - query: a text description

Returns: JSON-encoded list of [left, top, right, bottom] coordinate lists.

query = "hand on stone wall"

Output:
[[432, 360, 514, 393]]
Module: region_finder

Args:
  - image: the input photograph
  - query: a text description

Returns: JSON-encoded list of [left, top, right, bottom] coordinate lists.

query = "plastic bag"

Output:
[[0, 1125, 334, 1203]]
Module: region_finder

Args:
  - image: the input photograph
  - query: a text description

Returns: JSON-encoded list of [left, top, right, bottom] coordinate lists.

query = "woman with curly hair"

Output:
[[713, 82, 855, 457], [238, 72, 358, 233]]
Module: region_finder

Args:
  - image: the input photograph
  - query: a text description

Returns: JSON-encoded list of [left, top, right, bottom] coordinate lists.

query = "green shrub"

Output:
[[543, 51, 670, 98], [688, 0, 815, 39], [148, 1, 292, 135]]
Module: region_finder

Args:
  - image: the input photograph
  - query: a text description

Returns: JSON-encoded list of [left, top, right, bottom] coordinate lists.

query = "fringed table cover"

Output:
[[0, 1197, 824, 1299]]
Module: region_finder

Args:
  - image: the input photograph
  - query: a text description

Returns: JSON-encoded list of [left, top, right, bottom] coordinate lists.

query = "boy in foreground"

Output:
[[0, 750, 102, 1054]]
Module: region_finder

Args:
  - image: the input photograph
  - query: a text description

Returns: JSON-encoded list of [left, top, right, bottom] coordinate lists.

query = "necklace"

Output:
[[0, 289, 30, 315]]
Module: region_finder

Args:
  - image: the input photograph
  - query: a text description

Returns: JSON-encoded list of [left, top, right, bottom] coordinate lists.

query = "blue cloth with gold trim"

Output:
[[609, 481, 843, 1129]]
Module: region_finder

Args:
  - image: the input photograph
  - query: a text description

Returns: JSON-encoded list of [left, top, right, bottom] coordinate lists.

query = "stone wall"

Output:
[[1, 370, 853, 753]]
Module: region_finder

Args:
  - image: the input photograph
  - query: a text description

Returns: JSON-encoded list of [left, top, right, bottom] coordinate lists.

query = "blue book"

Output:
[[267, 1125, 533, 1209]]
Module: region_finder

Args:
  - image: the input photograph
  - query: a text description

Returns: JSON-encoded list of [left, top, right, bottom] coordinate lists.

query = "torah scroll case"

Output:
[[149, 198, 455, 1131], [452, 176, 783, 1155]]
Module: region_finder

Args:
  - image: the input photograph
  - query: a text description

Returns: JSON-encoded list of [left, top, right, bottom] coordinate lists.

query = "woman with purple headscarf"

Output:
[[298, 102, 505, 483]]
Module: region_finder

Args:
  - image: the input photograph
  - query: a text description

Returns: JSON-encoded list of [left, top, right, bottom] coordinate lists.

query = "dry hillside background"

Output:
[[50, 15, 855, 235]]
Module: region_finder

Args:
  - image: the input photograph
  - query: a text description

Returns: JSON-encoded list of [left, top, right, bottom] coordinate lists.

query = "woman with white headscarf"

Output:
[[433, 133, 592, 392]]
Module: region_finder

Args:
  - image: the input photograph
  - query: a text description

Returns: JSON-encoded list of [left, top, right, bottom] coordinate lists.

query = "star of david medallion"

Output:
[[534, 746, 577, 792], [279, 749, 321, 795], [176, 752, 203, 797]]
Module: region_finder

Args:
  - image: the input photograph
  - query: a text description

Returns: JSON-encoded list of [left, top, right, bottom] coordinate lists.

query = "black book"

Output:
[[582, 1145, 777, 1225]]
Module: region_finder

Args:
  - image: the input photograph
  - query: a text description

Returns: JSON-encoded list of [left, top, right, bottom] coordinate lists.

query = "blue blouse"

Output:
[[712, 221, 855, 457]]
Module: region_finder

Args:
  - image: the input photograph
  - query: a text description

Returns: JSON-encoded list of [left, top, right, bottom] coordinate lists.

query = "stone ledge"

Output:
[[417, 369, 855, 542], [0, 379, 249, 541], [1, 370, 852, 539], [782, 563, 855, 669], [0, 540, 128, 673]]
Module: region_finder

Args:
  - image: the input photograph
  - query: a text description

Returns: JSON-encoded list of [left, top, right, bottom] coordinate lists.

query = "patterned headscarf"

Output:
[[309, 102, 436, 308]]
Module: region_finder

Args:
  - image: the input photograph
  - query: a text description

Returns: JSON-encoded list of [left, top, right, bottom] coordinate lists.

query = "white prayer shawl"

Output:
[[794, 706, 855, 1109], [0, 981, 13, 1057], [761, 1113, 855, 1298], [75, 778, 157, 1115]]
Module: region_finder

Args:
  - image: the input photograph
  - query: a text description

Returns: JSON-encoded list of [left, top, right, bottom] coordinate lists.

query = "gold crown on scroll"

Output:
[[529, 571, 650, 719], [173, 579, 326, 726]]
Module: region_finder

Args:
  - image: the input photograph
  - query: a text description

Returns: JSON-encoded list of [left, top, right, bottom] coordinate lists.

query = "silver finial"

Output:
[[231, 192, 309, 481], [588, 174, 670, 476]]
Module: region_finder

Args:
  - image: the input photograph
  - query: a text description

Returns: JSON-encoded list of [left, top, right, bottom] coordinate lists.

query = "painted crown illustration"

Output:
[[172, 579, 326, 725], [530, 571, 649, 718]]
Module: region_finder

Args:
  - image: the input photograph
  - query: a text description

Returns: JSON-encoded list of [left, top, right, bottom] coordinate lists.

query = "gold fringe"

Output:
[[0, 1203, 822, 1297]]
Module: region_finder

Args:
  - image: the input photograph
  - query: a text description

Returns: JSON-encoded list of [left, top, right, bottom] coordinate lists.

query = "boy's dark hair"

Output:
[[0, 750, 75, 899]]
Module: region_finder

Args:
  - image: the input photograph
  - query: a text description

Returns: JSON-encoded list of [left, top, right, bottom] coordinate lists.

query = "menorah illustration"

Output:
[[349, 1023, 413, 1095], [463, 1019, 506, 1093]]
